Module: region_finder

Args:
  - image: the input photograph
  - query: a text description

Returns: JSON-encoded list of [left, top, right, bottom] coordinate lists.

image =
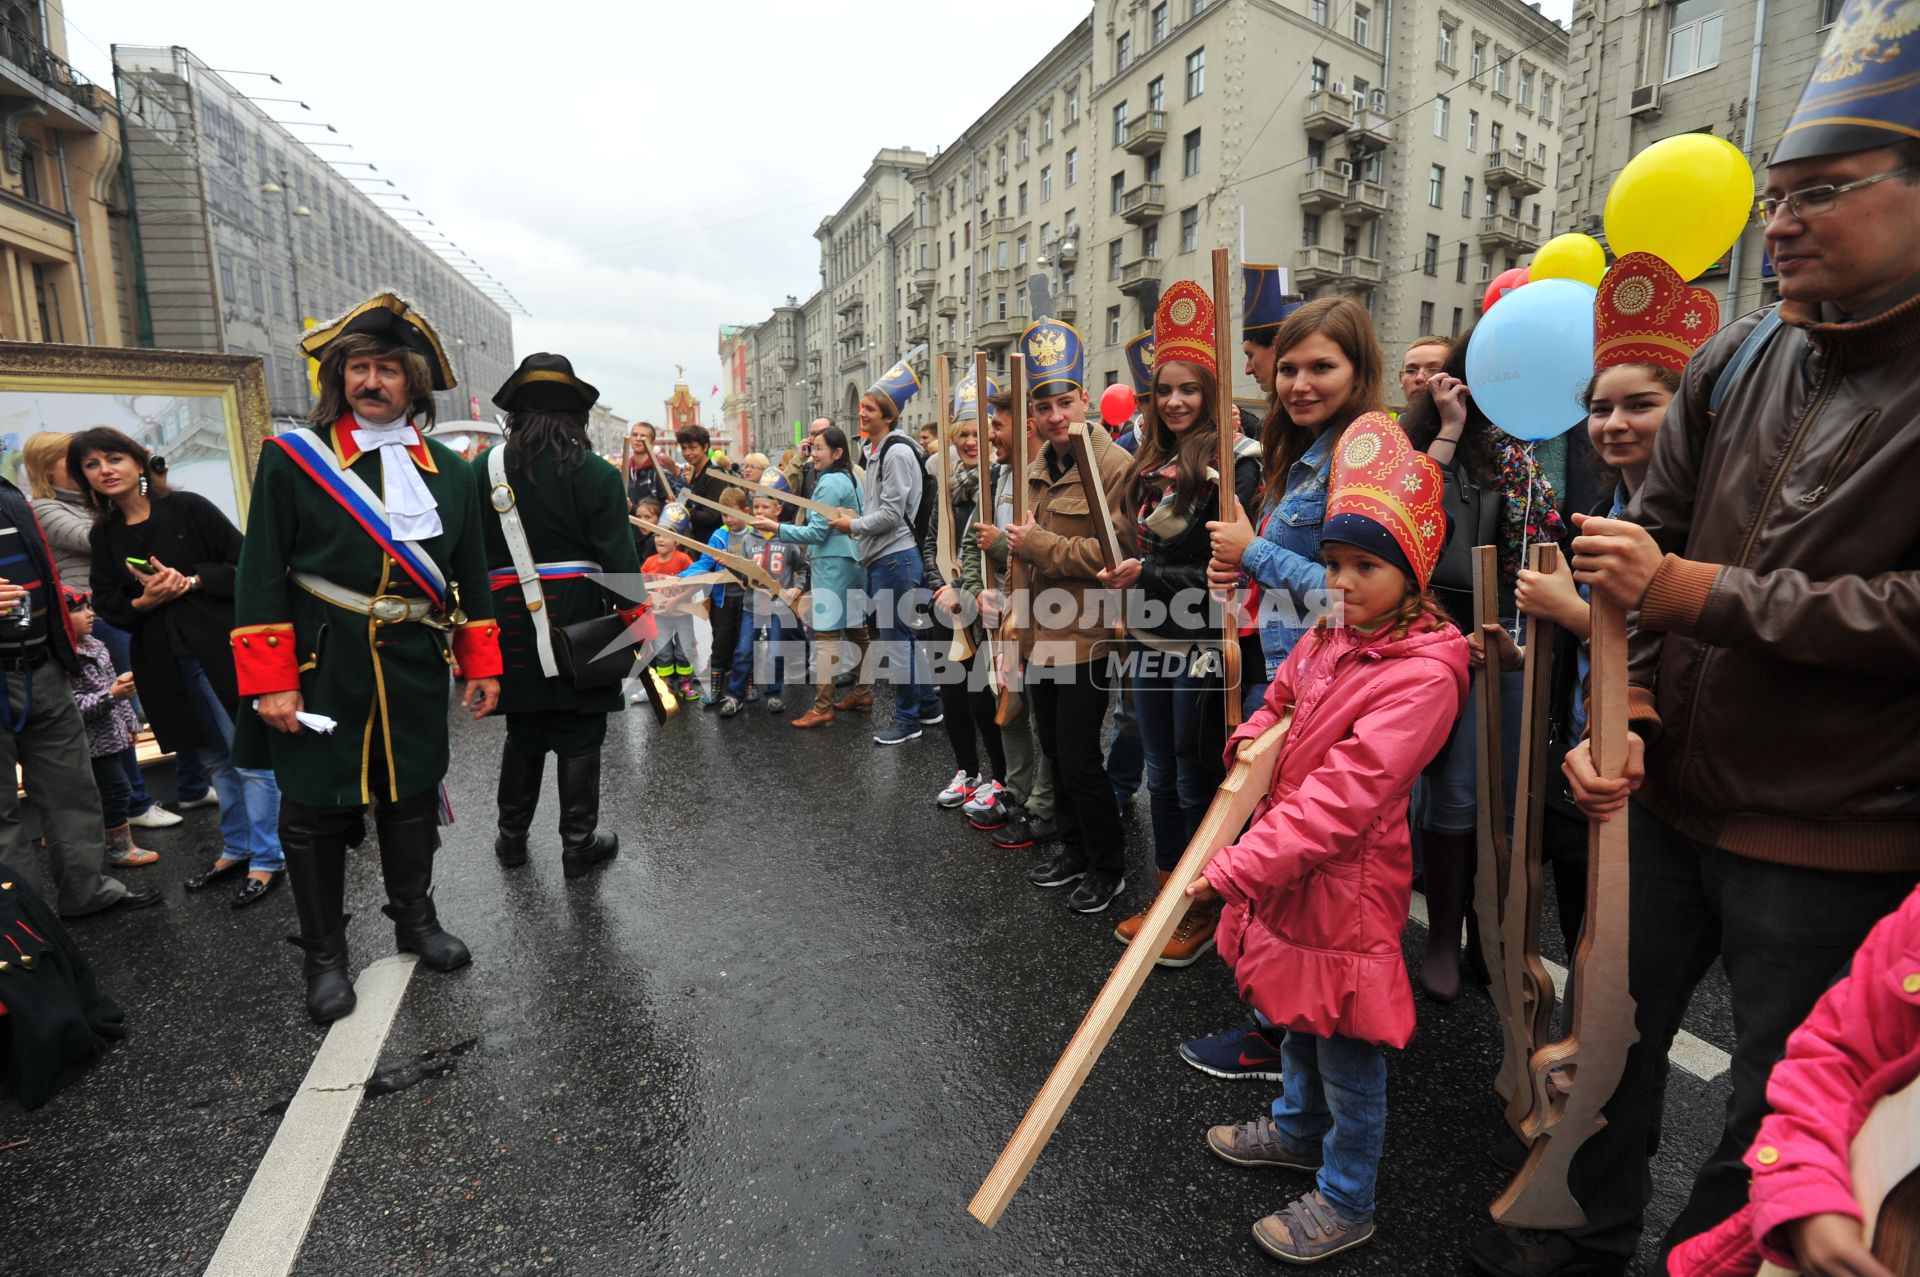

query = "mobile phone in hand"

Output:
[[125, 557, 157, 576]]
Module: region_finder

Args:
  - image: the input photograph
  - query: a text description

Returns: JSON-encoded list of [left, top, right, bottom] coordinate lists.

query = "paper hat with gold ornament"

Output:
[[1322, 413, 1449, 591], [1594, 252, 1722, 375], [867, 344, 927, 413], [1242, 262, 1303, 335], [1020, 317, 1086, 398], [1152, 280, 1218, 380], [1123, 330, 1155, 395], [300, 292, 457, 391], [1772, 0, 1920, 164], [951, 366, 1001, 420]]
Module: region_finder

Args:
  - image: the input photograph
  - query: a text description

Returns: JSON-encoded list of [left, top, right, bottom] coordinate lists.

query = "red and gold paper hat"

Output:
[[1594, 251, 1721, 375], [1152, 280, 1217, 380], [1323, 413, 1448, 591]]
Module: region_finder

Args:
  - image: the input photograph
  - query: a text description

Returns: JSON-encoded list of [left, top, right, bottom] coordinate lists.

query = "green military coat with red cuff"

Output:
[[229, 416, 502, 809]]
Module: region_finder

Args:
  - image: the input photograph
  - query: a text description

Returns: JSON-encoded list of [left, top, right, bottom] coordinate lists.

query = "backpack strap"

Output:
[[1708, 307, 1785, 419]]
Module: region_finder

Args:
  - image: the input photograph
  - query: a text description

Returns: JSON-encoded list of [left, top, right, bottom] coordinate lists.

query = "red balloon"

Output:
[[1100, 383, 1137, 427], [1482, 266, 1530, 314]]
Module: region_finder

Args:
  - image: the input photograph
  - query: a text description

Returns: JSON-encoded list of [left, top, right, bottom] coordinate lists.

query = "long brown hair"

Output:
[[311, 333, 438, 429], [1259, 297, 1386, 509], [1132, 359, 1220, 517]]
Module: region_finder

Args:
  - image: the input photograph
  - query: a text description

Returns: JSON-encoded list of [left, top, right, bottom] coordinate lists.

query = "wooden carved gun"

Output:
[[993, 353, 1029, 727], [1468, 545, 1521, 1108]]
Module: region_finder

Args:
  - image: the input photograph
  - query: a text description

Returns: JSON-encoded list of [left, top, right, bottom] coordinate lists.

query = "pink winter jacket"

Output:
[[1668, 884, 1920, 1276], [1203, 617, 1468, 1049]]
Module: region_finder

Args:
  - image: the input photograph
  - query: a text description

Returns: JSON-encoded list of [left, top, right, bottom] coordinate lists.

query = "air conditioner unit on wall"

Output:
[[1370, 88, 1388, 111], [1335, 159, 1355, 178], [1628, 82, 1660, 116], [1331, 81, 1347, 98]]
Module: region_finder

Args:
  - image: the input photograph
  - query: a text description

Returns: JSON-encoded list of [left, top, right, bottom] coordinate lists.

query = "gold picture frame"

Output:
[[0, 342, 272, 524]]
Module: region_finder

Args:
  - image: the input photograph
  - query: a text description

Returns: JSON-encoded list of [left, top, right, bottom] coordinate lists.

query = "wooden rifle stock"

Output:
[[1469, 545, 1521, 1107], [1210, 247, 1243, 733], [994, 353, 1028, 726]]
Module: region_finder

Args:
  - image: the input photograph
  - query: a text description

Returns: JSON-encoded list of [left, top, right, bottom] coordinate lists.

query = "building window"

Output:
[[1116, 32, 1132, 73], [1180, 205, 1198, 253], [1041, 165, 1053, 201], [1041, 105, 1054, 143], [1519, 66, 1535, 109], [1456, 243, 1469, 282], [1423, 235, 1440, 275], [1191, 0, 1210, 15], [1484, 188, 1497, 216], [1111, 172, 1126, 213], [1493, 52, 1509, 96], [1183, 128, 1201, 177], [1186, 47, 1206, 98], [1113, 101, 1129, 146], [1018, 182, 1029, 214], [1472, 41, 1486, 78], [1353, 4, 1371, 46], [1307, 137, 1325, 169], [1108, 240, 1125, 278], [1067, 85, 1080, 123], [1821, 0, 1845, 24], [1467, 109, 1479, 150], [1461, 175, 1474, 215], [1531, 202, 1542, 228], [1435, 95, 1450, 138], [1066, 148, 1078, 185], [1107, 305, 1122, 343], [1145, 149, 1162, 182], [1019, 129, 1030, 161], [1481, 254, 1494, 283], [1309, 0, 1328, 22], [249, 265, 266, 310], [1439, 22, 1456, 68], [1311, 59, 1329, 93], [1419, 301, 1436, 332], [219, 253, 237, 301], [1343, 223, 1361, 256], [1143, 223, 1160, 257], [1152, 2, 1168, 44], [998, 195, 1008, 218], [1302, 212, 1321, 247], [1490, 120, 1503, 153], [1666, 0, 1724, 80], [1428, 164, 1445, 206], [1540, 78, 1554, 120], [997, 145, 1008, 178], [1149, 75, 1165, 112]]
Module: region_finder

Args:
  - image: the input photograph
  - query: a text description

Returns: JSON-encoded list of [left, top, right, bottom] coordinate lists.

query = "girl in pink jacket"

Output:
[[1667, 883, 1920, 1277], [1186, 414, 1469, 1264]]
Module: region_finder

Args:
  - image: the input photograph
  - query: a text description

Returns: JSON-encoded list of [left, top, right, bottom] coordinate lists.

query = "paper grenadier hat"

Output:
[[1242, 263, 1303, 336], [1020, 318, 1086, 398], [1594, 252, 1722, 376], [658, 502, 693, 538], [952, 366, 1001, 420], [300, 292, 457, 391], [1124, 330, 1156, 395], [759, 468, 793, 495], [867, 344, 927, 413], [492, 352, 600, 413], [1772, 0, 1920, 165], [1322, 413, 1449, 591], [1152, 280, 1218, 380]]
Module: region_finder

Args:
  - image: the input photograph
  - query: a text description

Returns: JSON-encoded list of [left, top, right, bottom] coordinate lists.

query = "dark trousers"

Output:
[[503, 710, 608, 760], [708, 588, 744, 676], [90, 753, 133, 829], [933, 639, 1005, 780], [1029, 662, 1123, 878], [1565, 801, 1917, 1261]]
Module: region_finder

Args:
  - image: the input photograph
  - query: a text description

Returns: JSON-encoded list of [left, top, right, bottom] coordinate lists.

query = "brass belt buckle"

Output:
[[368, 594, 414, 624]]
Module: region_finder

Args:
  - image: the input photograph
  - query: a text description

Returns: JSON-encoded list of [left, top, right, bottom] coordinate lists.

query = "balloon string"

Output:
[[1513, 442, 1534, 648]]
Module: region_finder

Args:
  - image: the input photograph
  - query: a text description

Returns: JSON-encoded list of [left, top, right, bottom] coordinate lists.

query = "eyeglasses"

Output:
[[1754, 164, 1920, 225]]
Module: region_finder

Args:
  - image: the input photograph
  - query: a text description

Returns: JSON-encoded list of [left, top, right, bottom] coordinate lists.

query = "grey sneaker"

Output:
[[718, 696, 744, 718], [873, 722, 922, 746], [1205, 1116, 1322, 1171], [1251, 1191, 1375, 1264]]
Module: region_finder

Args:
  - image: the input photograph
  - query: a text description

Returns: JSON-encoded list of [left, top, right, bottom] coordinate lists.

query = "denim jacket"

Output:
[[1241, 428, 1337, 677]]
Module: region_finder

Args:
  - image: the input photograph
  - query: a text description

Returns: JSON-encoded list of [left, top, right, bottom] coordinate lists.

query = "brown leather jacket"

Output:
[[1624, 283, 1920, 874], [1013, 426, 1138, 668]]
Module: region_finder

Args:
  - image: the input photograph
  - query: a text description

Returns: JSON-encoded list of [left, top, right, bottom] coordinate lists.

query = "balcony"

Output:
[[1299, 167, 1348, 212], [935, 293, 962, 317], [1120, 181, 1166, 225], [1483, 148, 1546, 195], [1344, 179, 1389, 219], [1117, 255, 1163, 297], [907, 317, 930, 346], [1479, 213, 1541, 253], [910, 264, 937, 295], [1294, 245, 1349, 288], [975, 315, 1019, 347], [1052, 236, 1079, 264], [0, 23, 100, 130], [1302, 90, 1354, 140], [1120, 110, 1168, 155], [1054, 293, 1078, 321], [1350, 108, 1393, 150], [987, 216, 1018, 237], [1342, 255, 1383, 285], [836, 292, 864, 319]]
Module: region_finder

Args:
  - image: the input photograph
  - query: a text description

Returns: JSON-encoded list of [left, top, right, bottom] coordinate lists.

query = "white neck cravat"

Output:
[[351, 412, 443, 541]]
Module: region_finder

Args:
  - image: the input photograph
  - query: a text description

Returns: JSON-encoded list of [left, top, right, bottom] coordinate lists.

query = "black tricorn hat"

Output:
[[299, 292, 457, 391], [492, 352, 600, 413]]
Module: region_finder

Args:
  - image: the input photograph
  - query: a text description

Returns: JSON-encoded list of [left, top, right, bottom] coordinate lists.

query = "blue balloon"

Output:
[[1464, 278, 1597, 442]]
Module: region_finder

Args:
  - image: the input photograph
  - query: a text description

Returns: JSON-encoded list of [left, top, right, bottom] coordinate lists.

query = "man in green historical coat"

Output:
[[231, 292, 503, 1025], [472, 352, 653, 878]]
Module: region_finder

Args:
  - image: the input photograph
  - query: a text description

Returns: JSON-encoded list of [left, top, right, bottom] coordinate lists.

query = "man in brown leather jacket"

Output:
[[1466, 10, 1920, 1275]]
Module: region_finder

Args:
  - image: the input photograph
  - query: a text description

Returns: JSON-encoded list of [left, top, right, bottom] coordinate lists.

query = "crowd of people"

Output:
[[3, 22, 1918, 1275]]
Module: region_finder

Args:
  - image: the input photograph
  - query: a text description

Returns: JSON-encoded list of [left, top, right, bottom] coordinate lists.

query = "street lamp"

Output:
[[212, 68, 283, 83], [251, 97, 312, 110], [274, 120, 339, 133], [261, 176, 313, 412]]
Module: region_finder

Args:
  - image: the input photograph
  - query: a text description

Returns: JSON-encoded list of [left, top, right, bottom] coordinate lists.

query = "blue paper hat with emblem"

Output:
[[1242, 263, 1303, 336], [867, 343, 926, 413], [1773, 0, 1920, 164], [951, 366, 1001, 420], [1020, 318, 1086, 398], [1123, 330, 1156, 395], [759, 469, 792, 495]]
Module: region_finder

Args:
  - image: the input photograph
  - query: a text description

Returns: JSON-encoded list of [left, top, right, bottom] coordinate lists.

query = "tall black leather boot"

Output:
[[556, 751, 618, 879], [375, 793, 471, 972], [494, 738, 545, 867], [281, 811, 356, 1025], [1418, 828, 1476, 1003]]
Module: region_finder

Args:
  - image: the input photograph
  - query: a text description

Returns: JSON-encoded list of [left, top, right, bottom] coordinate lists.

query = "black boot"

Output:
[[281, 814, 357, 1024], [556, 751, 618, 879], [1418, 828, 1477, 1003], [494, 738, 545, 866], [375, 794, 471, 972]]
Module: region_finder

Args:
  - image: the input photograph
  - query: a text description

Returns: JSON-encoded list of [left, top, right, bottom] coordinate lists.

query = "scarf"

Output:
[[1491, 428, 1567, 583]]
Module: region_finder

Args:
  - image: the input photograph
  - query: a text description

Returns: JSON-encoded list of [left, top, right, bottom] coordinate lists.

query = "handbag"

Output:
[[1430, 457, 1503, 596], [551, 612, 637, 691]]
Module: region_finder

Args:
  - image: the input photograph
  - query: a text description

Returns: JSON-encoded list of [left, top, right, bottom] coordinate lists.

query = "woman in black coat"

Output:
[[73, 428, 285, 908]]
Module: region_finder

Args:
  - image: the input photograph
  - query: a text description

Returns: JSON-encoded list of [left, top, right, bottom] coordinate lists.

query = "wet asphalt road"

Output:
[[0, 683, 1738, 1276]]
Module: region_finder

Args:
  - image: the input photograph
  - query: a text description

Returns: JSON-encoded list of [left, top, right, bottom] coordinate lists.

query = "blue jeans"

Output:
[[95, 618, 156, 814], [178, 656, 284, 872], [1105, 680, 1144, 802], [1131, 651, 1222, 869], [1422, 664, 1524, 835], [1270, 1029, 1387, 1220], [727, 612, 789, 700], [864, 549, 936, 726]]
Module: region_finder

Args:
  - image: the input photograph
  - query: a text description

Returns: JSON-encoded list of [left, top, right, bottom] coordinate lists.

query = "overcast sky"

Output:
[[61, 0, 1572, 423]]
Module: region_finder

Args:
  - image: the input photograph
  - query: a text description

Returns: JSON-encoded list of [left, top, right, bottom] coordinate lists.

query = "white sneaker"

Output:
[[128, 805, 184, 829], [174, 793, 219, 811], [962, 780, 1004, 818], [936, 770, 977, 808]]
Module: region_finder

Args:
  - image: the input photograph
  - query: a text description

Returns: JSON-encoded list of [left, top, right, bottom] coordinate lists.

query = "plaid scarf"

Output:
[[1492, 430, 1567, 583]]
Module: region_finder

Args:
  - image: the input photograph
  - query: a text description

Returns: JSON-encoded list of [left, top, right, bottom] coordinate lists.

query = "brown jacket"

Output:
[[1624, 283, 1920, 873], [1014, 426, 1139, 668]]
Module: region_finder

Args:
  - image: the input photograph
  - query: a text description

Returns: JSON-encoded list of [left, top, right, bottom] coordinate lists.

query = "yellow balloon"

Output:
[[1604, 134, 1754, 281], [1529, 233, 1606, 287]]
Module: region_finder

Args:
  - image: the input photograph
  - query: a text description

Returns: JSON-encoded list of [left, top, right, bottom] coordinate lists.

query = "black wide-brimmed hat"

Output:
[[299, 292, 457, 390], [492, 352, 600, 413]]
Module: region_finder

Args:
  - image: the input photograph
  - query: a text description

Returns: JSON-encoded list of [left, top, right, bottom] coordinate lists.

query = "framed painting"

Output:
[[0, 343, 272, 525]]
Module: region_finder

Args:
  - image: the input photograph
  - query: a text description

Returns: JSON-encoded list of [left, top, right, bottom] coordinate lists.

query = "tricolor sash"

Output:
[[487, 561, 601, 591], [270, 428, 450, 609]]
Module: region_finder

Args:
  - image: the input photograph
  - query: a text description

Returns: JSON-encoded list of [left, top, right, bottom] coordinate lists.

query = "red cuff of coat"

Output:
[[231, 624, 300, 695], [451, 620, 504, 678], [1638, 554, 1721, 635], [618, 601, 658, 646]]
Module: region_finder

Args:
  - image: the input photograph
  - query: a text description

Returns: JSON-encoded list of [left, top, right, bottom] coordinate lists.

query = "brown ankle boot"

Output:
[[1157, 901, 1220, 968], [792, 707, 835, 728], [1113, 869, 1173, 945], [832, 688, 874, 711]]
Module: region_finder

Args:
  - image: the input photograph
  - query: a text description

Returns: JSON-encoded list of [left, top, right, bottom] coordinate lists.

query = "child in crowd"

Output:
[[719, 494, 806, 718], [641, 503, 700, 701], [681, 487, 749, 709], [65, 588, 158, 868], [1188, 415, 1467, 1263], [632, 495, 661, 565]]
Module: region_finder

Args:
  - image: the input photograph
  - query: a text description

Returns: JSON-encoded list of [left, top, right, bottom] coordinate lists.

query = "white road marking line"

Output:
[[1407, 892, 1731, 1082], [203, 955, 419, 1277]]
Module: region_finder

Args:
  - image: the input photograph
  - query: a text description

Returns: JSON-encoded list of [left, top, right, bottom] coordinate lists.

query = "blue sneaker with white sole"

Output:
[[1178, 1018, 1285, 1081]]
